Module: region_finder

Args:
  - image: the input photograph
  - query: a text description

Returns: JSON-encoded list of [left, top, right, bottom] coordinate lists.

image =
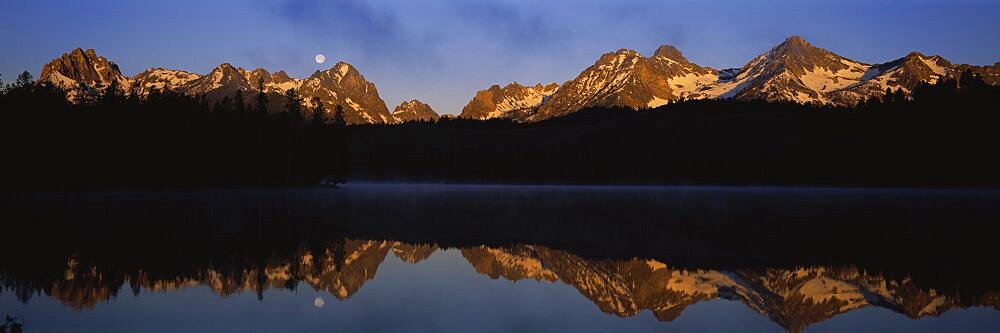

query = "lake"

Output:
[[1, 184, 998, 332]]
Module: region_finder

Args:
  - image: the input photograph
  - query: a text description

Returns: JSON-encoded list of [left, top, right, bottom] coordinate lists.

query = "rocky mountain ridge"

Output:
[[474, 36, 1000, 122], [37, 48, 392, 124], [392, 99, 439, 123], [459, 82, 559, 121], [34, 40, 1000, 125]]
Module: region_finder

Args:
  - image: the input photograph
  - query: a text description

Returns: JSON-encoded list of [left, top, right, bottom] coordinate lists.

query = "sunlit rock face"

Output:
[[35, 42, 999, 125], [38, 49, 392, 125], [531, 46, 717, 122], [523, 36, 997, 121], [459, 82, 559, 121], [297, 62, 393, 124], [392, 100, 439, 123], [130, 68, 201, 93], [38, 48, 132, 100], [827, 52, 954, 105]]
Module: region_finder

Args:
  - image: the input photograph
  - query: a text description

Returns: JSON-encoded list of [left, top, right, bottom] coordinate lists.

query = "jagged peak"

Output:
[[784, 35, 810, 46], [304, 62, 357, 80], [533, 82, 559, 90], [304, 62, 354, 80], [903, 52, 950, 65], [889, 51, 948, 66], [487, 81, 556, 93], [770, 35, 822, 56], [137, 67, 197, 75], [65, 47, 99, 58], [593, 49, 644, 66], [652, 44, 688, 63], [40, 47, 128, 88], [333, 61, 354, 74], [615, 48, 642, 56], [271, 70, 291, 81], [213, 63, 238, 71], [596, 48, 642, 60], [53, 47, 113, 66], [395, 99, 433, 112], [503, 81, 526, 89]]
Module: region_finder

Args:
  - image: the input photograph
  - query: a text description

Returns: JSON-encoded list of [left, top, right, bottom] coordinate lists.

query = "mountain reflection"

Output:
[[4, 240, 998, 332], [1, 185, 999, 332]]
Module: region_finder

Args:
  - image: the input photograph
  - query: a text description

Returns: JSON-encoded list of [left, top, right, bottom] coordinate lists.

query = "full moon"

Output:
[[314, 54, 326, 64]]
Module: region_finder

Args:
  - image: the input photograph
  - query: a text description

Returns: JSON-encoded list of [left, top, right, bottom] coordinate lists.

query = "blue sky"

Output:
[[2, 0, 999, 114]]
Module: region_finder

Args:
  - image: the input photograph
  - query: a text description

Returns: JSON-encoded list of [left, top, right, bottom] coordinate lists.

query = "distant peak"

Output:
[[271, 70, 291, 80], [784, 35, 809, 45], [332, 62, 354, 76], [534, 82, 559, 90], [504, 82, 525, 89], [66, 47, 100, 59], [652, 44, 688, 62], [771, 35, 825, 56], [400, 99, 426, 107], [615, 48, 641, 56]]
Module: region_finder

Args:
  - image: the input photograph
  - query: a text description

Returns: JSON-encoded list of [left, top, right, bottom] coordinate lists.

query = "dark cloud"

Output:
[[443, 1, 567, 52], [267, 0, 410, 56]]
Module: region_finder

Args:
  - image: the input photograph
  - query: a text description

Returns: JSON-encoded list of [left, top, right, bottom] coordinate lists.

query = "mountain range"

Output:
[[38, 48, 399, 125], [465, 36, 999, 122], [35, 36, 1000, 124]]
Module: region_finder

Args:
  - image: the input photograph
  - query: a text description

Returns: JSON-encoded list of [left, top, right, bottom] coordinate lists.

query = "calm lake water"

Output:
[[1, 184, 998, 332]]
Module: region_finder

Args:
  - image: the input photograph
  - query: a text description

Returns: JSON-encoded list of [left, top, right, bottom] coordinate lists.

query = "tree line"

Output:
[[0, 72, 348, 188], [347, 70, 1000, 187], [1, 69, 997, 188]]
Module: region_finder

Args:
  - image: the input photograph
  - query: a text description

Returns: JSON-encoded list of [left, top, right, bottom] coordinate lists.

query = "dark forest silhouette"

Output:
[[0, 74, 348, 188], [1, 70, 998, 188], [349, 71, 1000, 187]]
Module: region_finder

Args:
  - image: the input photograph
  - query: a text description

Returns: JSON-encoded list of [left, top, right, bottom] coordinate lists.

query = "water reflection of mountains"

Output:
[[2, 185, 998, 332]]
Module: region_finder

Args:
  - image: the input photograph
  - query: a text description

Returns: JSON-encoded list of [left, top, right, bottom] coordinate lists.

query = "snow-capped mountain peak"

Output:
[[529, 45, 719, 121], [459, 81, 560, 121], [38, 48, 131, 93], [131, 68, 201, 94], [392, 99, 439, 123], [37, 48, 393, 124]]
